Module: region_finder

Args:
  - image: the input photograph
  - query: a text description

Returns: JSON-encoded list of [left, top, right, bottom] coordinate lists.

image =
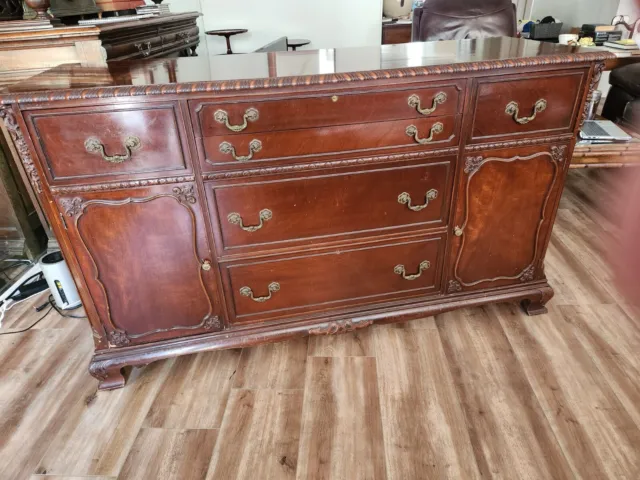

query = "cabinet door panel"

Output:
[[56, 184, 221, 347], [450, 144, 568, 292]]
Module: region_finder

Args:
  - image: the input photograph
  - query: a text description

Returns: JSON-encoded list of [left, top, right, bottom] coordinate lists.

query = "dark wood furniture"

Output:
[[287, 38, 310, 51], [0, 37, 612, 390], [382, 21, 411, 45], [99, 12, 201, 60], [205, 28, 247, 55]]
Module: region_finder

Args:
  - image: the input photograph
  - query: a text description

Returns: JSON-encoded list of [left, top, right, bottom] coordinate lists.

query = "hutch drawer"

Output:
[[26, 103, 190, 183], [192, 82, 463, 136], [207, 159, 454, 253], [199, 115, 460, 168], [469, 70, 586, 142], [222, 234, 444, 323]]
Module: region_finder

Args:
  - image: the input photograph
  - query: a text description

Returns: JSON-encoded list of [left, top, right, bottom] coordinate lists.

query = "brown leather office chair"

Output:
[[412, 0, 517, 42]]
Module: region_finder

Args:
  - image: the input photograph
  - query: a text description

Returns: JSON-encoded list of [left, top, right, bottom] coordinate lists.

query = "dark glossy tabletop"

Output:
[[0, 37, 613, 99]]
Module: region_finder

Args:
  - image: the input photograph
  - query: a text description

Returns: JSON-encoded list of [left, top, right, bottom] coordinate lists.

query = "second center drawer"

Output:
[[207, 159, 454, 253]]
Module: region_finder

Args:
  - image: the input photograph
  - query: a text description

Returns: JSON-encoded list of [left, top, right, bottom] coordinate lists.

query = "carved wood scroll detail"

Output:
[[203, 316, 221, 330], [550, 145, 567, 163], [50, 175, 196, 195], [308, 319, 373, 336], [520, 265, 535, 282], [0, 105, 42, 193], [0, 51, 612, 105], [109, 329, 131, 347], [464, 156, 483, 174], [581, 61, 606, 127]]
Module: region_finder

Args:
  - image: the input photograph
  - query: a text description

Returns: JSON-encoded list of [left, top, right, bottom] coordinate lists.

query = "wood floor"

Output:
[[1, 169, 639, 480]]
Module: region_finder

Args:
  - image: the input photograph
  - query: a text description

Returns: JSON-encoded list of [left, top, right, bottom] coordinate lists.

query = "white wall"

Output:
[[529, 0, 621, 33], [166, 0, 383, 55]]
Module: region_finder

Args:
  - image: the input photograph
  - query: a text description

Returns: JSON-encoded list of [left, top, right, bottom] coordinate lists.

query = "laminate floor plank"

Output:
[[495, 303, 640, 479], [29, 476, 116, 479], [374, 320, 481, 480], [307, 329, 376, 357], [296, 356, 387, 480], [233, 337, 308, 389], [35, 361, 173, 477], [206, 389, 303, 480], [143, 349, 242, 429], [436, 307, 575, 480], [119, 428, 218, 480]]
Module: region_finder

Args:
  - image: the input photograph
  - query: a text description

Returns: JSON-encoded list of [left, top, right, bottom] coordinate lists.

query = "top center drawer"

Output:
[[191, 82, 464, 136]]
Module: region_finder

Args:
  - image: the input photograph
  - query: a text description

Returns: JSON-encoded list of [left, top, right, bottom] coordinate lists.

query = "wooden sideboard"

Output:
[[0, 38, 612, 390]]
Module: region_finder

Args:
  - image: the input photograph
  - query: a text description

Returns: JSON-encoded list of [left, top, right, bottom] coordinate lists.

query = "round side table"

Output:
[[206, 29, 248, 54], [287, 38, 311, 51]]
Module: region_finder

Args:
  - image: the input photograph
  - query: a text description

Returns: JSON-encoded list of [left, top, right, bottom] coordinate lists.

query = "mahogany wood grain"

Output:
[[208, 159, 453, 252], [223, 235, 443, 323], [27, 104, 189, 183], [193, 83, 463, 136], [470, 70, 586, 142], [200, 115, 460, 167]]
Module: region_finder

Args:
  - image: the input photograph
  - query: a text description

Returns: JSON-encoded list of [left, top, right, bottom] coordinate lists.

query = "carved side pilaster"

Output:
[[0, 105, 42, 193], [580, 61, 606, 127]]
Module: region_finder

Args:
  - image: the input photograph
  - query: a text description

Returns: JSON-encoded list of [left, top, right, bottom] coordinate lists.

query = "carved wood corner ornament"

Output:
[[308, 319, 374, 336], [520, 264, 535, 282], [447, 280, 462, 293], [172, 185, 197, 204], [108, 329, 131, 347], [0, 105, 43, 194], [203, 315, 221, 330], [60, 197, 84, 217], [464, 156, 483, 174], [551, 145, 567, 163]]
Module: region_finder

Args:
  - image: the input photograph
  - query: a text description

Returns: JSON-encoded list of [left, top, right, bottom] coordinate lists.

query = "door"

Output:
[[447, 143, 569, 293], [54, 182, 222, 347]]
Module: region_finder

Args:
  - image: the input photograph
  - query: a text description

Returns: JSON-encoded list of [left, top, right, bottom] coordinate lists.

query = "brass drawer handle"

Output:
[[214, 108, 259, 132], [227, 209, 272, 232], [397, 189, 438, 212], [394, 260, 431, 280], [85, 136, 141, 164], [505, 99, 547, 125], [219, 139, 262, 162], [240, 282, 280, 303], [408, 92, 447, 115], [406, 122, 444, 144]]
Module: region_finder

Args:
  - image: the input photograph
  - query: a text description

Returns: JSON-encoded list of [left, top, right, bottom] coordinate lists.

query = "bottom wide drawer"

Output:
[[222, 235, 444, 323]]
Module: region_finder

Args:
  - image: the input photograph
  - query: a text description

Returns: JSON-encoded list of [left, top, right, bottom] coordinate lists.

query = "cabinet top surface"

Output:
[[0, 37, 611, 105]]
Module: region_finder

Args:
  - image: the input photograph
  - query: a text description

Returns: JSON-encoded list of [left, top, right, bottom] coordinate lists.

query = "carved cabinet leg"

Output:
[[521, 286, 554, 316], [89, 360, 126, 391]]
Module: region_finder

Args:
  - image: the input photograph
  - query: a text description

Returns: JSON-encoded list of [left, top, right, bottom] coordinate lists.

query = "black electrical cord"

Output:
[[48, 294, 86, 319], [0, 305, 53, 336], [0, 293, 86, 336]]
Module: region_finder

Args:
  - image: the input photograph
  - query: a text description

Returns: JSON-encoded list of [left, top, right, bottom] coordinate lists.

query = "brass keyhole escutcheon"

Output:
[[454, 226, 463, 237], [331, 95, 339, 102], [202, 260, 212, 271]]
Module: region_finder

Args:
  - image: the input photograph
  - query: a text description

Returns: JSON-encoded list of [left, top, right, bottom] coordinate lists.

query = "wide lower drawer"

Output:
[[25, 103, 190, 184], [222, 235, 444, 323], [208, 159, 453, 253], [192, 82, 463, 136], [469, 70, 586, 142], [199, 115, 460, 168]]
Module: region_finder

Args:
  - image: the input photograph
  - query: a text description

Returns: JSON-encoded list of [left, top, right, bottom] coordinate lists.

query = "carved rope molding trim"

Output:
[[202, 148, 459, 180], [581, 61, 606, 127], [0, 52, 613, 105], [50, 175, 197, 194], [0, 105, 42, 194], [464, 134, 575, 152]]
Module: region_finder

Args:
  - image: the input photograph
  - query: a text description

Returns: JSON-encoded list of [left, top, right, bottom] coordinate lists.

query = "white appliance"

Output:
[[39, 252, 81, 309]]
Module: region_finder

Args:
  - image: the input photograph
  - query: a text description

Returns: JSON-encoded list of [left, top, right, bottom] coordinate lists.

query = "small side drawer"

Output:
[[208, 159, 454, 253], [199, 115, 460, 168], [222, 235, 444, 323], [26, 103, 190, 183], [192, 83, 464, 136], [469, 70, 586, 142]]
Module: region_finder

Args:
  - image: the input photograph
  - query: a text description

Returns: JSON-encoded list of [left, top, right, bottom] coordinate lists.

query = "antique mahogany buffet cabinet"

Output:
[[0, 38, 612, 389]]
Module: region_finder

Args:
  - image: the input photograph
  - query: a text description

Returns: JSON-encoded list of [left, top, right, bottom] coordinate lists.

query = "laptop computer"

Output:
[[579, 120, 632, 143]]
